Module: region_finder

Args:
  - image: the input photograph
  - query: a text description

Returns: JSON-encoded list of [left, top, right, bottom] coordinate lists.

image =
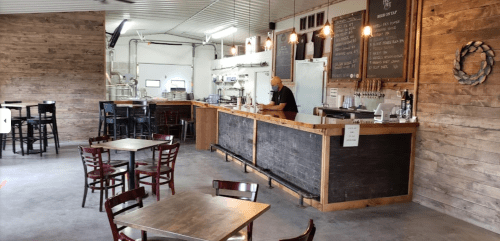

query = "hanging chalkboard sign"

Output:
[[273, 29, 294, 81], [329, 11, 365, 81], [365, 0, 410, 81]]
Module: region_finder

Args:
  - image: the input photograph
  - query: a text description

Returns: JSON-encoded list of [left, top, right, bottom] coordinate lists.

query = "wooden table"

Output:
[[91, 138, 169, 189], [2, 103, 39, 153], [114, 191, 271, 241]]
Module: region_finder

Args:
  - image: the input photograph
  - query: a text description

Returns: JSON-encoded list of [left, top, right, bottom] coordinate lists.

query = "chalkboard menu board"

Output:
[[330, 11, 365, 81], [273, 29, 294, 81], [366, 0, 410, 81]]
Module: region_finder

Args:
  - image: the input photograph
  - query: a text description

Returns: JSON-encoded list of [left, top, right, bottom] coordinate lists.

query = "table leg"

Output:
[[129, 151, 136, 190]]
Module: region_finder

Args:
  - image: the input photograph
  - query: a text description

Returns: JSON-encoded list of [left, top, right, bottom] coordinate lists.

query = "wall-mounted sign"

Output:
[[343, 124, 360, 147]]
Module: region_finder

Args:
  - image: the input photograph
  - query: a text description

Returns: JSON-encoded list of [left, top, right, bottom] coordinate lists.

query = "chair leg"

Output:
[[113, 123, 117, 143], [169, 173, 175, 195], [11, 125, 16, 154], [112, 179, 115, 197], [135, 173, 139, 189], [152, 176, 156, 195], [52, 122, 59, 155], [99, 180, 104, 212], [156, 176, 160, 202], [98, 119, 102, 137], [39, 124, 43, 157], [122, 174, 126, 193], [18, 123, 24, 156], [82, 182, 88, 208]]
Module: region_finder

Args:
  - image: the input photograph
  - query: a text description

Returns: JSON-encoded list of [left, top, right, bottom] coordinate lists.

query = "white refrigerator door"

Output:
[[295, 59, 325, 114], [255, 71, 272, 105]]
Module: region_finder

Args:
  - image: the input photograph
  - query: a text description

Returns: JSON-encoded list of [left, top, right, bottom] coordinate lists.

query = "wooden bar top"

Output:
[[111, 100, 418, 130]]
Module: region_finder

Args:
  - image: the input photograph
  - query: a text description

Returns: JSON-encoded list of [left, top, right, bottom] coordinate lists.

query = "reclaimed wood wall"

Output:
[[414, 0, 500, 234], [0, 11, 106, 141]]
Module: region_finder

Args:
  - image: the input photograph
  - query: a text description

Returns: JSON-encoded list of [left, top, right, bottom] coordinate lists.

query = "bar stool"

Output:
[[180, 118, 195, 142], [42, 101, 60, 148], [1, 103, 25, 156], [27, 103, 59, 156], [103, 103, 129, 141], [98, 101, 113, 137], [134, 103, 156, 139]]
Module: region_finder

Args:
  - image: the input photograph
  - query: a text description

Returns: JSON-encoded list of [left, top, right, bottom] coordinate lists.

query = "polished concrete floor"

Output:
[[1, 141, 500, 241]]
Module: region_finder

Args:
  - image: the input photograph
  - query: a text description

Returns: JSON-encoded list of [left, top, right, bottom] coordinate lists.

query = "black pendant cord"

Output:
[[293, 0, 296, 28], [233, 0, 235, 46], [248, 0, 251, 40]]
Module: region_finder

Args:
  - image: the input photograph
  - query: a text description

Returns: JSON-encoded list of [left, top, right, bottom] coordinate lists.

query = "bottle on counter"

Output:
[[401, 89, 409, 118], [406, 93, 413, 119]]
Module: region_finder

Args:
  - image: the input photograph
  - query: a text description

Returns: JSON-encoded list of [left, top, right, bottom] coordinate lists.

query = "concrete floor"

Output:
[[1, 142, 500, 241]]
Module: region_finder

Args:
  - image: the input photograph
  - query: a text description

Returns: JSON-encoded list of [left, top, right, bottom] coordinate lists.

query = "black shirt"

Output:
[[311, 30, 324, 58], [271, 86, 298, 113], [295, 34, 307, 60]]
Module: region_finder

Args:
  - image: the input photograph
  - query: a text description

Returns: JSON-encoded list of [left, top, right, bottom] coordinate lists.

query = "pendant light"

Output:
[[319, 0, 332, 38], [247, 0, 252, 46], [362, 25, 373, 37], [289, 0, 298, 44], [265, 0, 273, 49], [231, 0, 237, 55]]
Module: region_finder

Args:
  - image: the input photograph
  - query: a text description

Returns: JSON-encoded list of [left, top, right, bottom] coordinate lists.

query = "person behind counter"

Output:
[[257, 76, 298, 113]]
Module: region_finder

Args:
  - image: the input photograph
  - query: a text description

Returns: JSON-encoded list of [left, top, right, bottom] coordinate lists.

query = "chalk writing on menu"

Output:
[[331, 12, 364, 79], [367, 0, 407, 79], [275, 32, 292, 80]]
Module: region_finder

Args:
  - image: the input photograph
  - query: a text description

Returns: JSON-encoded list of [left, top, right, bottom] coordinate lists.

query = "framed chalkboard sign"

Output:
[[365, 0, 411, 82], [273, 29, 294, 82], [329, 10, 366, 81]]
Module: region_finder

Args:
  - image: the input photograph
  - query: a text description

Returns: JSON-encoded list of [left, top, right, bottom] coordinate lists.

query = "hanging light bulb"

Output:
[[265, 35, 272, 49], [363, 26, 373, 37], [231, 45, 237, 55], [289, 0, 298, 44], [289, 28, 298, 44], [319, 0, 332, 38]]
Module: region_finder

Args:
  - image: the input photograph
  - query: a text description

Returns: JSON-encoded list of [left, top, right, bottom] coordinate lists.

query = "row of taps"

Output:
[[354, 79, 385, 98]]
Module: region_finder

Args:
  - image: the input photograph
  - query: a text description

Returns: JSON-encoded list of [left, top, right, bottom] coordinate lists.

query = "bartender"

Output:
[[258, 76, 298, 113]]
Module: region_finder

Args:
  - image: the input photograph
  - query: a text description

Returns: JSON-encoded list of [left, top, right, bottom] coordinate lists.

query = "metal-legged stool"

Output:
[[180, 118, 195, 142]]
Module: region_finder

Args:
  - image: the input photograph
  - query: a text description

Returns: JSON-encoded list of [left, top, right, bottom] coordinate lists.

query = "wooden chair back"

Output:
[[104, 187, 147, 241], [279, 219, 316, 241], [165, 110, 180, 125], [79, 146, 105, 177], [152, 134, 174, 143], [157, 143, 180, 171], [88, 136, 112, 160], [212, 180, 259, 202]]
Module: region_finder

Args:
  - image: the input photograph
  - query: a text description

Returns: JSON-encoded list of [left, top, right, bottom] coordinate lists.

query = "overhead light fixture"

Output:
[[120, 20, 131, 34], [265, 34, 272, 49], [289, 0, 298, 44], [231, 0, 237, 56], [362, 25, 373, 37], [211, 27, 238, 39], [247, 0, 251, 46], [319, 0, 332, 38], [266, 0, 273, 50]]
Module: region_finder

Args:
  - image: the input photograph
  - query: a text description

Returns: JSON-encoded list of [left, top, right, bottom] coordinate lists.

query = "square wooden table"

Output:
[[114, 191, 271, 241], [91, 138, 169, 189], [2, 102, 39, 153]]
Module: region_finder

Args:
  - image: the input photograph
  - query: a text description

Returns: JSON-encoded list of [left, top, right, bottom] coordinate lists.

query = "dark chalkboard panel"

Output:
[[328, 134, 412, 203], [330, 11, 365, 81], [273, 29, 294, 81], [366, 0, 410, 81], [218, 112, 254, 162], [256, 121, 322, 197]]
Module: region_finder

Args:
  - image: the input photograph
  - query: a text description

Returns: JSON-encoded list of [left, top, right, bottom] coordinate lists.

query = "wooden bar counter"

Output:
[[148, 100, 418, 212]]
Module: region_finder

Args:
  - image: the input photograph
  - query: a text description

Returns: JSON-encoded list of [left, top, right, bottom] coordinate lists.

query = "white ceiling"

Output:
[[0, 0, 343, 44]]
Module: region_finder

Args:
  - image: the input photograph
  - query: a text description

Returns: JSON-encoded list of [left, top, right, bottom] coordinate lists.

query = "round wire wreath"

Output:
[[453, 41, 495, 85]]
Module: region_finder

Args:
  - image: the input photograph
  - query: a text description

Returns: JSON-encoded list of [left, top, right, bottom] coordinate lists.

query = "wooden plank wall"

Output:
[[0, 12, 106, 141], [414, 0, 500, 234]]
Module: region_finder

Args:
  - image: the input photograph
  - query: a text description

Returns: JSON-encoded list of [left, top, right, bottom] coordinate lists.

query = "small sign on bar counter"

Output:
[[343, 124, 360, 147]]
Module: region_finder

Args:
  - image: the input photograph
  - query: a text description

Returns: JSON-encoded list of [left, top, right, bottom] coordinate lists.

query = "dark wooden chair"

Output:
[[79, 146, 126, 212], [212, 180, 259, 241], [88, 136, 129, 171], [104, 187, 175, 241], [134, 103, 157, 138], [135, 143, 180, 201], [27, 103, 59, 156], [164, 110, 182, 139], [136, 134, 174, 167], [279, 219, 316, 241], [98, 101, 113, 136], [103, 103, 129, 141]]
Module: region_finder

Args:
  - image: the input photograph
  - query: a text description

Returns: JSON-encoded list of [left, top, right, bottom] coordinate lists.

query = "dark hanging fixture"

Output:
[[265, 0, 273, 49], [289, 0, 298, 44]]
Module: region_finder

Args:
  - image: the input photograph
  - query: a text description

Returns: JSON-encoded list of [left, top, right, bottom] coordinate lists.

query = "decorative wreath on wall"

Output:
[[453, 41, 495, 86]]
